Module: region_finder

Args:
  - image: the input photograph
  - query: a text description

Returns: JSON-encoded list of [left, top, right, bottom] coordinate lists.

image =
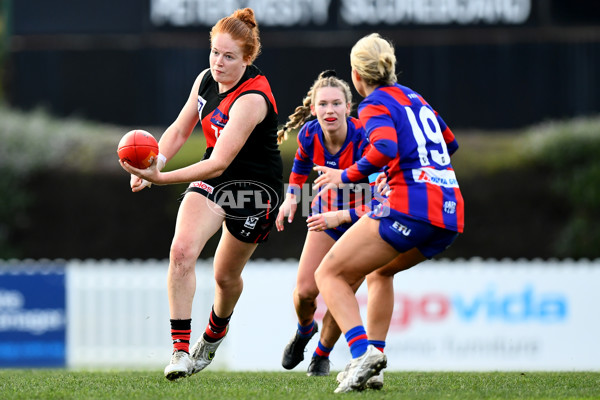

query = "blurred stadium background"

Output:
[[1, 0, 599, 261], [1, 0, 600, 261], [1, 0, 599, 371]]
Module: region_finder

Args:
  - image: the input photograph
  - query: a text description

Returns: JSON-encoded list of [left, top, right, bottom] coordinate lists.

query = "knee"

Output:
[[314, 264, 330, 291], [316, 260, 365, 291], [169, 239, 198, 277], [294, 282, 319, 304], [366, 270, 394, 289], [213, 269, 242, 290], [368, 267, 395, 280]]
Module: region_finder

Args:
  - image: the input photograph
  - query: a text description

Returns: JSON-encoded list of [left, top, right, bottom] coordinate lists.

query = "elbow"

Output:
[[209, 160, 229, 178]]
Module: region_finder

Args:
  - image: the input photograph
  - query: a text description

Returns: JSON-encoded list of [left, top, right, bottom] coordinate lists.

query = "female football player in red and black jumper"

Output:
[[120, 8, 283, 381]]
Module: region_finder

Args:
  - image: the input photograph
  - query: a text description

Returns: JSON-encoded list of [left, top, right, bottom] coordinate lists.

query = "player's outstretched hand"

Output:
[[120, 157, 161, 191], [375, 172, 391, 196], [312, 166, 343, 191], [130, 175, 152, 192], [276, 194, 298, 231]]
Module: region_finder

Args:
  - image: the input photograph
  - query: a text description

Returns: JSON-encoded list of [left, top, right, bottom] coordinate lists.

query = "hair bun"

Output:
[[235, 8, 257, 29], [320, 70, 337, 78]]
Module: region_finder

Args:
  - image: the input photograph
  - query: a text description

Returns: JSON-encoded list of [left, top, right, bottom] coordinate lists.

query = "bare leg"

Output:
[[320, 274, 366, 348], [212, 224, 258, 318], [186, 224, 258, 377], [319, 310, 341, 349], [283, 231, 337, 371], [294, 230, 335, 325], [164, 193, 225, 380], [364, 273, 394, 342], [315, 217, 398, 334], [366, 248, 426, 341], [168, 193, 224, 319]]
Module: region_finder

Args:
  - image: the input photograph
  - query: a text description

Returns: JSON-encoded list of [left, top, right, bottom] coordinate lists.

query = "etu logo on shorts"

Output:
[[391, 221, 412, 236]]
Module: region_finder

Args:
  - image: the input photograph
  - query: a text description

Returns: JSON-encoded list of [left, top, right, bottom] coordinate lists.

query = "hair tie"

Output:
[[321, 70, 337, 78]]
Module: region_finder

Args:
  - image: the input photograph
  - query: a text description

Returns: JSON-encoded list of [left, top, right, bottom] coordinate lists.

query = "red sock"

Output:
[[170, 319, 191, 353], [203, 306, 232, 343]]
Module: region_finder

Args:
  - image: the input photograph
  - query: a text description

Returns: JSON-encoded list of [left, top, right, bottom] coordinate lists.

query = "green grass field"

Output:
[[0, 370, 599, 399]]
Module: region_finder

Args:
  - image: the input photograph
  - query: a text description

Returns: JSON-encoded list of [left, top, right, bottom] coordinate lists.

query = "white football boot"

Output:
[[190, 334, 226, 374], [334, 345, 387, 393], [164, 350, 193, 381], [337, 367, 384, 389]]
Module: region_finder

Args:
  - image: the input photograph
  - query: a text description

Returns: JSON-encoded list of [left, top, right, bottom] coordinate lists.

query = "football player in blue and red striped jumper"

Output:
[[276, 70, 378, 377], [313, 33, 464, 393]]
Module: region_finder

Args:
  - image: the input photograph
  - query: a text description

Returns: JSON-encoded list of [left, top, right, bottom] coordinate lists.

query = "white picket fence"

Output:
[[67, 259, 213, 368]]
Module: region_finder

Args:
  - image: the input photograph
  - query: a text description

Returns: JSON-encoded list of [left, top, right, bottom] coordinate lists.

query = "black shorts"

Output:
[[185, 176, 282, 244]]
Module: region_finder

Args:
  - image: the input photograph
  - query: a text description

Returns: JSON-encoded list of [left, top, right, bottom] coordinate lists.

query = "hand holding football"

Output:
[[117, 130, 159, 169]]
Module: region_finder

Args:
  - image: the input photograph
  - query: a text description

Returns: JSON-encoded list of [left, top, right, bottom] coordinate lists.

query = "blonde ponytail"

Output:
[[351, 33, 397, 86]]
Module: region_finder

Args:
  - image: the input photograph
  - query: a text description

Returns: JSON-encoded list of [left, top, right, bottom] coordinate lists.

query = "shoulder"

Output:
[[234, 65, 276, 109], [229, 91, 269, 123], [233, 91, 268, 107], [196, 68, 211, 85], [398, 83, 424, 100], [357, 94, 387, 118], [348, 116, 365, 131], [347, 117, 368, 144], [246, 64, 267, 80], [240, 65, 272, 90], [194, 68, 212, 92], [379, 84, 429, 109], [297, 119, 320, 145], [359, 86, 410, 117], [359, 92, 384, 108]]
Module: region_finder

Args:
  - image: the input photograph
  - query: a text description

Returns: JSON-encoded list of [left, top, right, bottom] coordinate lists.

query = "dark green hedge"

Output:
[[1, 106, 599, 260], [523, 117, 600, 258]]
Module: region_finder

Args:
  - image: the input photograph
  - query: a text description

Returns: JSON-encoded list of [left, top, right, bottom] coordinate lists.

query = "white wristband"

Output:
[[157, 153, 167, 171]]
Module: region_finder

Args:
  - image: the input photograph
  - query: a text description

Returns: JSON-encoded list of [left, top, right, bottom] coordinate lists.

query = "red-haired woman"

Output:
[[120, 8, 283, 380]]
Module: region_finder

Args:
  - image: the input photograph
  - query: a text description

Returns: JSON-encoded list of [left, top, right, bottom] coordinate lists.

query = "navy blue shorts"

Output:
[[369, 209, 458, 259], [323, 222, 352, 241]]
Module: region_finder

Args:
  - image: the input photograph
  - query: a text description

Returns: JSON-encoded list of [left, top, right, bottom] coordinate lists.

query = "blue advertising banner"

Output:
[[0, 264, 66, 367]]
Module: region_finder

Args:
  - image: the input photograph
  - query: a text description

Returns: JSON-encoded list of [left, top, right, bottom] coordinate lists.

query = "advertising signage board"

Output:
[[0, 264, 67, 367]]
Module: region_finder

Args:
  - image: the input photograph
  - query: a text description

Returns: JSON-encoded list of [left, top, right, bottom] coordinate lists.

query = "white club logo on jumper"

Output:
[[444, 201, 457, 214], [197, 95, 206, 115]]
